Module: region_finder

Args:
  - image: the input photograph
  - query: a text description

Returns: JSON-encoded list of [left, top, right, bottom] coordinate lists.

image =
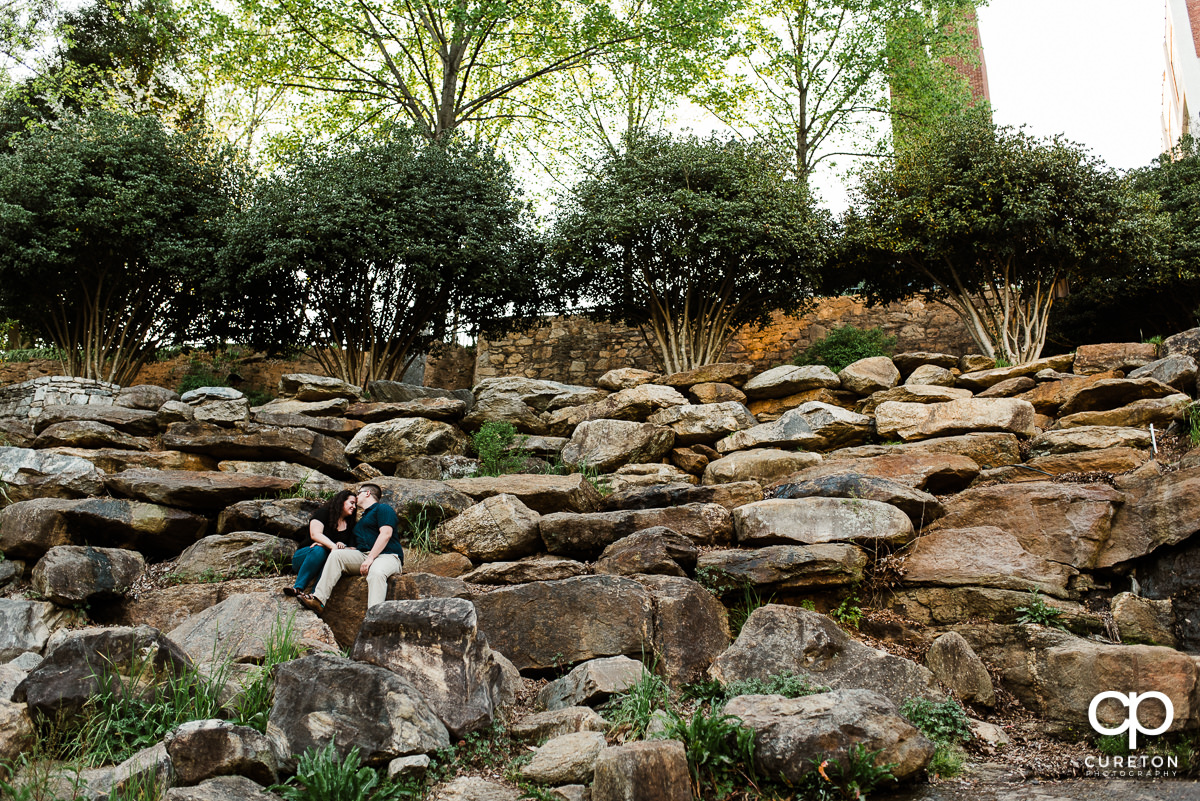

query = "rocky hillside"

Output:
[[2, 333, 1200, 799]]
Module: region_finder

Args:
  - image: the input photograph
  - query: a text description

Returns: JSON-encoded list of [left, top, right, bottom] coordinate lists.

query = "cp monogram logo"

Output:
[[1088, 691, 1174, 749]]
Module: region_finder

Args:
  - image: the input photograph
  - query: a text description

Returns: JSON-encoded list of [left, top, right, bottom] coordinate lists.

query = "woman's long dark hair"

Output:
[[321, 490, 356, 530]]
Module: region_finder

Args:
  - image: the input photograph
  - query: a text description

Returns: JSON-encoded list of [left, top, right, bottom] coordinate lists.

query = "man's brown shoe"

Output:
[[298, 593, 324, 613]]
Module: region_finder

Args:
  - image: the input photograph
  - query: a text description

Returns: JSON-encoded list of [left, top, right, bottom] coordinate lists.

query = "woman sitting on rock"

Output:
[[285, 489, 356, 598]]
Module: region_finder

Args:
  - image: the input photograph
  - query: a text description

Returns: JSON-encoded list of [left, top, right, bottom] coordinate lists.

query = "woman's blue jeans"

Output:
[[292, 545, 331, 592]]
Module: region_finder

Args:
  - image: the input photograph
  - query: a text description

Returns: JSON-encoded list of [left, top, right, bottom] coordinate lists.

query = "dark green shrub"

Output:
[[471, 421, 529, 476], [659, 707, 757, 798], [792, 324, 897, 373], [900, 697, 973, 745]]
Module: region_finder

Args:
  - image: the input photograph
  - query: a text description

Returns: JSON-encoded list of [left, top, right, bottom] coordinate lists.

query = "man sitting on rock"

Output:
[[299, 483, 403, 612]]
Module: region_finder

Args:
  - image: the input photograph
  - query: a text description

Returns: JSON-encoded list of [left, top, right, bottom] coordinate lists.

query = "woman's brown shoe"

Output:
[[298, 593, 325, 613]]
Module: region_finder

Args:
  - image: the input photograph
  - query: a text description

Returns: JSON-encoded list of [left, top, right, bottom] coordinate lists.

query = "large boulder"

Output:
[[959, 624, 1200, 733], [115, 385, 179, 411], [14, 626, 192, 717], [267, 654, 449, 767], [645, 402, 757, 445], [1028, 426, 1152, 456], [954, 353, 1074, 391], [1128, 355, 1199, 393], [709, 605, 942, 708], [742, 365, 840, 400], [1073, 342, 1159, 375], [48, 447, 217, 474], [444, 473, 601, 514], [33, 404, 158, 436], [520, 731, 608, 785], [165, 719, 279, 787], [598, 368, 661, 391], [933, 482, 1121, 570], [886, 586, 1097, 631], [462, 555, 589, 585], [167, 593, 338, 665], [0, 497, 209, 560], [875, 398, 1036, 442], [345, 398, 468, 423], [0, 446, 104, 501], [540, 503, 732, 558], [926, 632, 995, 706], [173, 532, 296, 581], [780, 452, 980, 494], [902, 526, 1078, 598], [509, 707, 608, 743], [473, 575, 654, 670], [279, 373, 363, 402], [595, 528, 698, 577], [255, 397, 349, 418], [716, 403, 871, 454], [662, 363, 753, 389], [701, 449, 822, 486], [747, 388, 858, 421], [31, 545, 145, 605], [1057, 377, 1180, 416], [769, 474, 944, 528], [599, 481, 762, 513], [1104, 463, 1200, 567], [858, 383, 972, 415], [538, 656, 648, 710], [217, 461, 345, 494], [345, 418, 469, 465], [372, 478, 476, 526], [828, 432, 1021, 471], [838, 357, 900, 395], [635, 575, 731, 687], [0, 599, 79, 660], [1052, 393, 1191, 429], [544, 384, 687, 436], [1013, 369, 1122, 416], [695, 545, 868, 593], [434, 493, 542, 564], [904, 364, 956, 387], [560, 420, 675, 472], [368, 381, 474, 408], [217, 498, 322, 538], [104, 469, 295, 511], [352, 598, 502, 738], [194, 399, 251, 427], [733, 498, 915, 548], [162, 422, 352, 477], [725, 690, 934, 783], [33, 420, 152, 451], [591, 740, 692, 801]]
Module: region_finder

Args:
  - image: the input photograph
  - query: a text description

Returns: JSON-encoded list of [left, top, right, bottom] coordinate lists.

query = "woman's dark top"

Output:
[[299, 505, 352, 545]]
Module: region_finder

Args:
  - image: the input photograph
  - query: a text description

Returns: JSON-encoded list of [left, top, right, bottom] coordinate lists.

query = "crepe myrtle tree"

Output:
[[549, 133, 832, 373], [0, 110, 243, 385], [220, 126, 549, 386], [837, 112, 1164, 364]]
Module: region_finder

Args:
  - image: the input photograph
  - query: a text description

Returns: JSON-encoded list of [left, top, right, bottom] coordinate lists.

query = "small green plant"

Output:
[[926, 743, 966, 779], [1144, 334, 1164, 346], [233, 614, 306, 732], [992, 356, 1012, 368], [802, 743, 896, 800], [830, 596, 863, 629], [724, 672, 825, 701], [107, 770, 165, 801], [793, 325, 897, 373], [900, 697, 973, 745], [277, 475, 337, 501], [1014, 589, 1066, 628], [1189, 404, 1200, 446], [471, 421, 529, 476], [659, 706, 758, 799], [604, 667, 671, 740], [401, 505, 440, 555], [727, 584, 773, 637], [1095, 733, 1132, 757], [273, 741, 413, 801], [0, 752, 86, 801], [426, 722, 517, 785], [577, 462, 611, 497]]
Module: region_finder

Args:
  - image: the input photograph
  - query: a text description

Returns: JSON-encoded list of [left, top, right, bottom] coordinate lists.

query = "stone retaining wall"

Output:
[[0, 376, 119, 419], [475, 296, 975, 385]]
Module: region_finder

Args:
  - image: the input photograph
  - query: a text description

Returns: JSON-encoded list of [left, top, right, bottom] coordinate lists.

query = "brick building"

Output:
[[1163, 0, 1200, 150]]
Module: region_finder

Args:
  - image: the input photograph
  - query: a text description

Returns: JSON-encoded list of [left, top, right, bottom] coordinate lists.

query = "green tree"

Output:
[[221, 128, 548, 386], [691, 0, 984, 184], [0, 110, 242, 384], [1050, 135, 1200, 349], [549, 133, 832, 372], [839, 112, 1165, 363], [0, 0, 56, 86]]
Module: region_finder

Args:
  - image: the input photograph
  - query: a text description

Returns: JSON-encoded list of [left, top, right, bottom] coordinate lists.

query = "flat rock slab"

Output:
[[217, 497, 323, 538], [955, 353, 1075, 391], [368, 381, 474, 408], [32, 545, 145, 605], [33, 404, 158, 436], [934, 481, 1121, 570], [0, 497, 209, 560], [829, 432, 1021, 471], [250, 411, 363, 439], [742, 365, 840, 400], [661, 363, 753, 388], [747, 388, 858, 421], [1028, 426, 1152, 456], [1073, 342, 1159, 375], [770, 474, 944, 527], [104, 469, 296, 510], [734, 497, 915, 548], [279, 373, 363, 401], [520, 730, 607, 784], [696, 544, 867, 592], [217, 461, 345, 493], [780, 452, 980, 494], [560, 419, 675, 472], [718, 402, 871, 454], [33, 420, 152, 451], [544, 384, 687, 435], [473, 575, 654, 671], [859, 384, 972, 415], [445, 473, 601, 514], [1128, 354, 1199, 392], [599, 481, 762, 513], [462, 555, 589, 585], [702, 449, 823, 486], [346, 418, 469, 464], [345, 398, 468, 423], [599, 368, 661, 391], [710, 605, 943, 708], [0, 446, 104, 502], [168, 593, 338, 664], [48, 447, 217, 474], [903, 526, 1078, 598], [540, 503, 732, 558], [646, 402, 758, 445], [726, 690, 934, 782], [886, 586, 1095, 631], [162, 422, 352, 477], [875, 398, 1035, 442], [1014, 369, 1122, 415], [254, 397, 348, 417], [1051, 393, 1191, 429], [1058, 377, 1179, 416]]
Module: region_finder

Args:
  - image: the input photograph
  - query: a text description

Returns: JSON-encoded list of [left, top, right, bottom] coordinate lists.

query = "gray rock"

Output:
[[633, 575, 731, 687], [1028, 425, 1152, 457], [194, 399, 250, 426], [394, 455, 480, 480], [373, 478, 476, 526], [104, 469, 295, 510], [561, 419, 675, 472], [696, 545, 867, 593], [598, 368, 661, 391], [266, 654, 449, 768], [701, 449, 822, 486], [0, 599, 78, 661], [115, 385, 180, 411], [591, 740, 691, 801], [255, 397, 349, 417], [165, 719, 278, 786], [545, 384, 686, 435], [346, 418, 469, 465], [902, 526, 1078, 599], [770, 474, 944, 528], [32, 545, 145, 605], [1111, 592, 1177, 648], [976, 376, 1036, 398], [368, 381, 474, 411], [279, 373, 363, 401], [167, 593, 338, 665], [181, 386, 245, 403], [0, 497, 209, 560], [733, 497, 915, 548], [173, 532, 296, 582], [540, 503, 732, 559], [709, 605, 943, 708], [742, 365, 841, 400], [445, 473, 601, 514], [875, 398, 1036, 441], [430, 777, 521, 801], [893, 352, 959, 374], [646, 402, 757, 445], [461, 555, 588, 585], [904, 364, 956, 387], [538, 656, 648, 710], [0, 446, 104, 501], [595, 528, 698, 577], [162, 421, 352, 478], [33, 404, 159, 436], [599, 481, 763, 513], [509, 707, 608, 744], [725, 689, 934, 782], [352, 598, 502, 738], [33, 420, 152, 451], [164, 776, 277, 801], [838, 356, 900, 395], [217, 461, 345, 493], [434, 494, 541, 562], [217, 497, 323, 538], [858, 384, 973, 415], [346, 398, 467, 423], [388, 754, 431, 781], [157, 400, 195, 425], [955, 353, 1075, 390], [716, 402, 871, 453], [520, 731, 607, 785], [926, 632, 995, 706]]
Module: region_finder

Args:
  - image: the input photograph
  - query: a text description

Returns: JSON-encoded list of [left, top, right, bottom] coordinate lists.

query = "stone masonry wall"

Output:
[[475, 296, 975, 385], [0, 376, 119, 419]]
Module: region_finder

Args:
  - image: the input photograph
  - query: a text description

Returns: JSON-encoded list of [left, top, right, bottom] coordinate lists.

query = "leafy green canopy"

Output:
[[1051, 134, 1200, 349], [221, 127, 548, 385], [839, 112, 1164, 363], [550, 133, 832, 373], [0, 110, 242, 384]]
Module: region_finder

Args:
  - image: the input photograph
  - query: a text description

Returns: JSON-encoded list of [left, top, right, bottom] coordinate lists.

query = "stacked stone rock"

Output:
[[3, 331, 1200, 797]]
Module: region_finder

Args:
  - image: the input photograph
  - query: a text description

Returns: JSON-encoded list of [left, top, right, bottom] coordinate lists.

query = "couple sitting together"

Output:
[[285, 482, 403, 613]]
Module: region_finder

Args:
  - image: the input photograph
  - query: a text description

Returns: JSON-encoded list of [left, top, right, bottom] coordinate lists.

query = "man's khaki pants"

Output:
[[312, 549, 402, 608]]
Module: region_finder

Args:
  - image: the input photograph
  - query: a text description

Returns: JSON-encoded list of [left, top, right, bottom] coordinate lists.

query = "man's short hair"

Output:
[[359, 483, 382, 500]]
